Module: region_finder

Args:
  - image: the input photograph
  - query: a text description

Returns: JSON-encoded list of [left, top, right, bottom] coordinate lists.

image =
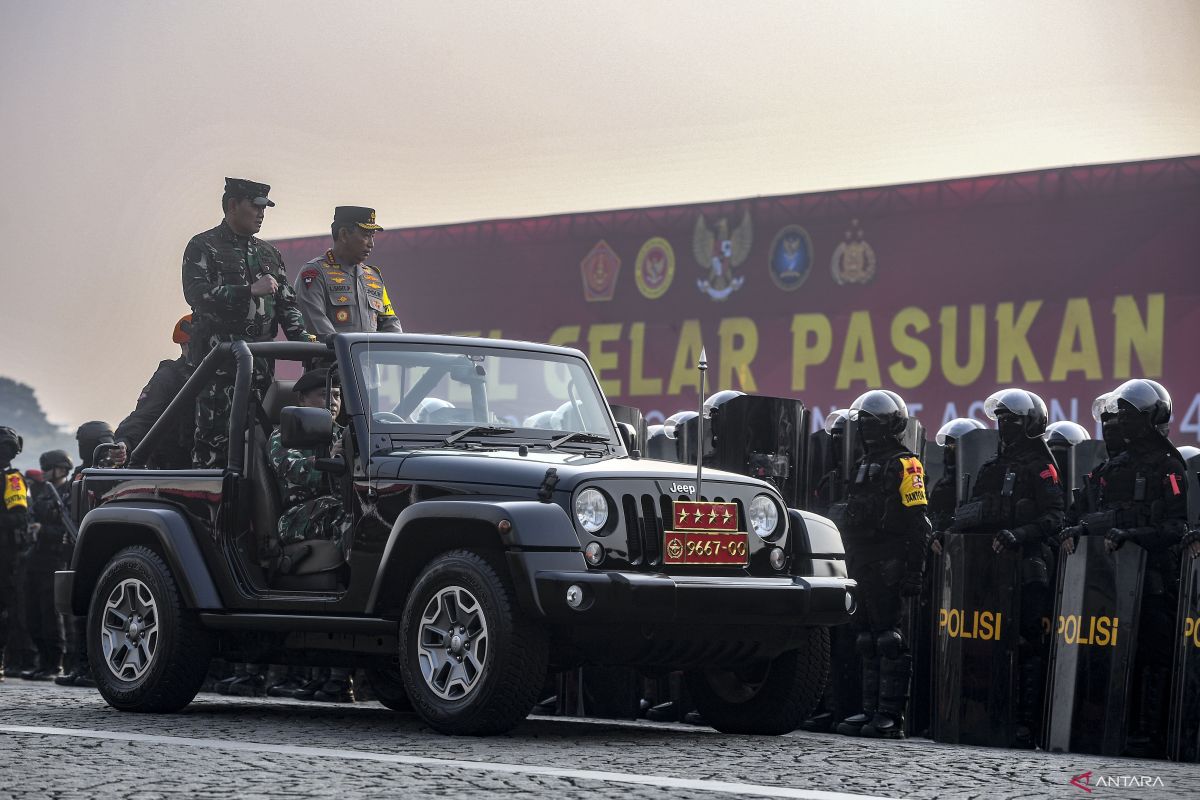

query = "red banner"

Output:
[[274, 157, 1200, 442]]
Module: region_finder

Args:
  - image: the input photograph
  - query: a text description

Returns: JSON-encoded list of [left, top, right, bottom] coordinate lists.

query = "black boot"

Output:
[[863, 653, 911, 740], [836, 656, 879, 737], [1014, 654, 1045, 749]]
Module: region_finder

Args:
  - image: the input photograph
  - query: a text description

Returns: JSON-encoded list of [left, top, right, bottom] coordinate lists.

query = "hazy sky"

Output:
[[2, 0, 1198, 431]]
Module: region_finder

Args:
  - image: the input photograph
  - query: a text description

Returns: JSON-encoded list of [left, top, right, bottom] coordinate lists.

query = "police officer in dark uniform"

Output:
[[23, 450, 74, 680], [55, 421, 116, 687], [810, 409, 850, 515], [1058, 379, 1188, 756], [951, 389, 1063, 746], [111, 314, 196, 469], [833, 390, 930, 739], [928, 418, 986, 542], [181, 178, 314, 468], [0, 427, 30, 680]]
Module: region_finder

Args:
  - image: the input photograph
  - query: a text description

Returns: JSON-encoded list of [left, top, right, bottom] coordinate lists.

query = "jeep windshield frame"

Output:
[[347, 338, 622, 452]]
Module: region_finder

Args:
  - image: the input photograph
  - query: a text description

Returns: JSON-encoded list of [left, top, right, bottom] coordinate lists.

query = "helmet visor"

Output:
[[984, 389, 1045, 421], [1104, 379, 1165, 416], [823, 409, 849, 435], [935, 417, 985, 446]]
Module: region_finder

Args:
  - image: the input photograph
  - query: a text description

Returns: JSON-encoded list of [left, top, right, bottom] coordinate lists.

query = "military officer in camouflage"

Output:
[[294, 206, 402, 338], [269, 369, 349, 551], [182, 178, 315, 467]]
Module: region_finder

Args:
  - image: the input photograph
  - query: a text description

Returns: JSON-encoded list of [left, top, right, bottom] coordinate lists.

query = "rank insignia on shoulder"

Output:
[[300, 268, 319, 287], [1040, 464, 1060, 484]]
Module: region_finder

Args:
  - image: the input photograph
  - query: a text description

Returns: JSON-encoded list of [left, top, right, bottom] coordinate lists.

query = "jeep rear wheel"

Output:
[[87, 546, 212, 712], [685, 626, 830, 735], [399, 549, 548, 735]]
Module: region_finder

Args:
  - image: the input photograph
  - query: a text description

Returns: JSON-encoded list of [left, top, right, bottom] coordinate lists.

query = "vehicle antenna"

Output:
[[696, 347, 707, 502]]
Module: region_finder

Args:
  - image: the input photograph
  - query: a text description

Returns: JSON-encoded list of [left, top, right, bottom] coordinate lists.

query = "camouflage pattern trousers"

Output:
[[278, 495, 350, 552], [192, 357, 272, 469]]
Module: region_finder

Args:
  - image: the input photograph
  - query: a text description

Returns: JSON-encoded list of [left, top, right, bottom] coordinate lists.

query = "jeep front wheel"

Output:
[[399, 550, 548, 735], [87, 546, 212, 712], [685, 626, 830, 735]]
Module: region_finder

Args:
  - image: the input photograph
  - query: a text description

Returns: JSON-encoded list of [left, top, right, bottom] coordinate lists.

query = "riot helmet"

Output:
[[39, 449, 73, 472], [1103, 379, 1172, 439], [0, 426, 22, 463], [1045, 420, 1090, 446], [935, 417, 986, 446], [848, 390, 908, 449], [414, 397, 455, 424], [1177, 445, 1200, 461], [663, 411, 698, 440], [822, 408, 850, 436], [703, 390, 745, 417], [984, 388, 1048, 447], [76, 420, 115, 466]]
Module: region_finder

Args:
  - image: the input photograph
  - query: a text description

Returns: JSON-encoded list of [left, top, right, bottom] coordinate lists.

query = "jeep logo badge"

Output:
[[670, 483, 696, 495]]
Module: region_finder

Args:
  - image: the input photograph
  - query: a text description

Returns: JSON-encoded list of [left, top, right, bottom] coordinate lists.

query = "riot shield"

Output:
[[1168, 553, 1200, 762], [1071, 441, 1108, 491], [1043, 535, 1146, 755], [930, 532, 1022, 745], [923, 442, 945, 501], [807, 430, 838, 514], [1186, 453, 1200, 526], [955, 428, 1000, 506], [901, 418, 926, 463], [644, 425, 676, 462], [706, 394, 807, 508]]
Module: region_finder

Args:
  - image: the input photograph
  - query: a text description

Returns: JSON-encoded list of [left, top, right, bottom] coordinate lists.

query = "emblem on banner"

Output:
[[767, 224, 813, 291], [580, 240, 621, 302], [831, 219, 877, 285], [635, 237, 675, 299], [694, 209, 752, 301]]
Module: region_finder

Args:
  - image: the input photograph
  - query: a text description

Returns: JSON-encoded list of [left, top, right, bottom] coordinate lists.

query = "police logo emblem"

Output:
[[694, 209, 752, 301], [767, 224, 813, 291], [634, 237, 675, 299], [831, 219, 877, 285], [666, 537, 684, 560], [334, 309, 350, 323], [580, 240, 621, 302]]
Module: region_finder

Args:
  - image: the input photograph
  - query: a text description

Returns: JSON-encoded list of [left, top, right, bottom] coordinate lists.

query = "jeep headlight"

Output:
[[749, 494, 780, 540], [574, 488, 610, 534]]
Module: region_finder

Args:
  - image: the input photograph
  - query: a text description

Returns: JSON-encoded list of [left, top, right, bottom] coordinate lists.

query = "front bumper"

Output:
[[532, 569, 856, 626]]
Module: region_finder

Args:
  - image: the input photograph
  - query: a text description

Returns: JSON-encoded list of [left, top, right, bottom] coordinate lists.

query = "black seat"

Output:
[[249, 380, 343, 589]]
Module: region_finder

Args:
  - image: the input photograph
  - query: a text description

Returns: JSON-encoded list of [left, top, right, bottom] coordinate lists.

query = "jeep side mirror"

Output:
[[280, 406, 334, 450], [616, 422, 638, 453]]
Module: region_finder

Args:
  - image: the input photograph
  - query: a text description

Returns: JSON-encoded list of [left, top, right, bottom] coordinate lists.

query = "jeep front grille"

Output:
[[619, 494, 744, 570]]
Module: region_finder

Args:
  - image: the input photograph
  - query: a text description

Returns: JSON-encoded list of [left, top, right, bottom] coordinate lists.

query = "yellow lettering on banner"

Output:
[[718, 317, 759, 391], [888, 306, 932, 388], [588, 323, 623, 395], [938, 304, 986, 386], [628, 322, 663, 396], [995, 301, 1044, 382], [668, 320, 704, 395], [548, 325, 581, 348], [790, 313, 832, 392], [1113, 294, 1164, 378], [835, 311, 881, 389], [1050, 298, 1101, 381]]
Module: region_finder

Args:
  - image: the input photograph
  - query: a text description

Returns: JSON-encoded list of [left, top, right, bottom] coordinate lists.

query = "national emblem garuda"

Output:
[[694, 209, 752, 301]]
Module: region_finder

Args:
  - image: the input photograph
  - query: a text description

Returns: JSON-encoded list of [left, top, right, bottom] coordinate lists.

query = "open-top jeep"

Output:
[[56, 334, 855, 735]]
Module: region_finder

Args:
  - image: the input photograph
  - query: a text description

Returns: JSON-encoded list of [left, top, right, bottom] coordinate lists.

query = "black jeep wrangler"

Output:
[[57, 334, 855, 735]]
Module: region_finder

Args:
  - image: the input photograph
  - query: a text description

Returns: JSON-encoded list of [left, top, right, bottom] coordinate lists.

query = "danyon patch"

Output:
[[899, 456, 927, 507], [634, 237, 675, 299]]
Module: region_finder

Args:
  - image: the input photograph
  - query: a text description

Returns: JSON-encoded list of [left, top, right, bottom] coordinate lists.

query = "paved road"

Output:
[[0, 681, 1188, 799]]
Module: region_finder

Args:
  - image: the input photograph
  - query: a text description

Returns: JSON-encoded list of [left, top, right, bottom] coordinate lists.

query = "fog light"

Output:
[[845, 590, 857, 615], [768, 546, 786, 571], [584, 541, 605, 566], [565, 584, 584, 609]]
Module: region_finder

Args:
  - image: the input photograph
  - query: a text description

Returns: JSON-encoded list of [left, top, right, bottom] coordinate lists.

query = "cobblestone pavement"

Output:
[[0, 681, 1189, 799]]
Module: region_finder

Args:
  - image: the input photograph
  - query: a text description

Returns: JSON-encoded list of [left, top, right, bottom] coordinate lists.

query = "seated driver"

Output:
[[269, 368, 349, 554]]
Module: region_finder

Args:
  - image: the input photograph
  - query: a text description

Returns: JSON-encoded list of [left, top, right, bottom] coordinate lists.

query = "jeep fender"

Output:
[[789, 508, 849, 579], [365, 499, 585, 615], [66, 503, 222, 615]]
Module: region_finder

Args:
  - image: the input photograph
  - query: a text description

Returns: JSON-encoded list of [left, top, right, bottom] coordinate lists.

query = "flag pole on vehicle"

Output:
[[696, 347, 707, 502]]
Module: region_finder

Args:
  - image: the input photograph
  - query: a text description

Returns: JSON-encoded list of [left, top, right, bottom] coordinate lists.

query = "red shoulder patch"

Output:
[[1040, 463, 1060, 485], [300, 268, 319, 287], [1168, 473, 1181, 496]]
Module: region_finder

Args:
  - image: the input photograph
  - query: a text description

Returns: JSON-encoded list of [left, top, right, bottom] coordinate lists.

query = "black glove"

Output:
[[1058, 526, 1082, 546], [900, 572, 923, 597], [992, 529, 1020, 553], [1105, 528, 1130, 552]]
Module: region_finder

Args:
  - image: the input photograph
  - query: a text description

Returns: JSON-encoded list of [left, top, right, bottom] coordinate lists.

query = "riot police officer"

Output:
[[1058, 379, 1188, 756], [929, 418, 986, 541], [833, 390, 930, 739], [24, 450, 73, 680], [951, 389, 1063, 746], [0, 427, 30, 680]]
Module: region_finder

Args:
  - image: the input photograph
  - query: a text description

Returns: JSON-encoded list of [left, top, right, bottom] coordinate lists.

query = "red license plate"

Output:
[[663, 530, 749, 565]]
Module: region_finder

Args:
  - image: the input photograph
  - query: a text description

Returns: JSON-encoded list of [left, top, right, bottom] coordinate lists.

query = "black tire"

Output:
[[399, 549, 548, 735], [367, 666, 413, 712], [87, 546, 212, 712], [685, 626, 830, 735]]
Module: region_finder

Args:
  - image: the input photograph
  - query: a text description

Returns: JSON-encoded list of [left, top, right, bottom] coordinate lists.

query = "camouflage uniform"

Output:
[[182, 220, 312, 467], [268, 425, 349, 548]]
